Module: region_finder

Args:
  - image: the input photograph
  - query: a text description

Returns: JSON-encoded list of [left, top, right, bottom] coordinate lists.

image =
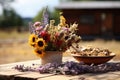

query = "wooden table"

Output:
[[0, 57, 120, 80]]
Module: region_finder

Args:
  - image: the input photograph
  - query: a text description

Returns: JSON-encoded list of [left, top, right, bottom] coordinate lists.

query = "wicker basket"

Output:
[[41, 51, 62, 65]]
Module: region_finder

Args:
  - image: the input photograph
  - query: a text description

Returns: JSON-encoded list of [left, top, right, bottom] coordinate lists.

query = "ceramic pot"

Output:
[[41, 51, 62, 65]]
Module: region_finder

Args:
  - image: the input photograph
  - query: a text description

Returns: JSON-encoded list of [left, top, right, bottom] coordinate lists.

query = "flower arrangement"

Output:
[[28, 9, 81, 58]]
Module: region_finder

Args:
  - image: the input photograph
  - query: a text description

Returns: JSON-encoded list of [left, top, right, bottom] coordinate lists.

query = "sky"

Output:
[[7, 0, 59, 18]]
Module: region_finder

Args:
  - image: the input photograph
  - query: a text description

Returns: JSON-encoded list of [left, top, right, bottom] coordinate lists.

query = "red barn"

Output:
[[56, 1, 120, 39]]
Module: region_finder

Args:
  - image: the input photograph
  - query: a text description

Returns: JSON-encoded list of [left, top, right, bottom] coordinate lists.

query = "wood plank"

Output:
[[109, 71, 120, 75], [38, 72, 120, 80], [0, 57, 74, 80], [38, 74, 99, 80], [0, 70, 26, 76], [14, 72, 55, 80], [0, 57, 74, 71], [0, 57, 120, 80], [0, 69, 28, 80], [38, 74, 95, 80], [38, 75, 78, 80], [0, 59, 41, 68]]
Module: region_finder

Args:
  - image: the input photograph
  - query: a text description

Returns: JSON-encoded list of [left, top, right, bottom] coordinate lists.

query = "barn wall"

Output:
[[62, 9, 101, 35], [61, 9, 120, 36], [113, 13, 120, 35]]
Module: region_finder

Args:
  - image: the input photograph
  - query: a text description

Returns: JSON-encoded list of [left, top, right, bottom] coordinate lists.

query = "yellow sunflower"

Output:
[[36, 38, 46, 50], [28, 34, 37, 47], [34, 48, 45, 58]]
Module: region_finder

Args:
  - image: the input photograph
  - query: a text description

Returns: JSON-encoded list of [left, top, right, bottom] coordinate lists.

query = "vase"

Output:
[[41, 51, 62, 65]]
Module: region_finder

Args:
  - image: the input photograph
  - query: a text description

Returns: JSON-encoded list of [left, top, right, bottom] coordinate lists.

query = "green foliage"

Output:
[[33, 9, 44, 22], [33, 7, 51, 22], [51, 9, 61, 25], [0, 0, 23, 29], [0, 9, 23, 29]]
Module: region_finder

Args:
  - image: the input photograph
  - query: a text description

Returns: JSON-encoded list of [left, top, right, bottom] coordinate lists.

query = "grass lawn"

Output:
[[0, 31, 120, 64]]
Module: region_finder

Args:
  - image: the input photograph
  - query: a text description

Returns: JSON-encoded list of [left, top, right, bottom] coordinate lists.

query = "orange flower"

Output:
[[34, 48, 45, 58], [28, 34, 37, 47], [36, 38, 46, 50]]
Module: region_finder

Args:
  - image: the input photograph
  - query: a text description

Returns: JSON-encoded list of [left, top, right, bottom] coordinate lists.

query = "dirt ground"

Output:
[[0, 31, 120, 64], [0, 38, 120, 64]]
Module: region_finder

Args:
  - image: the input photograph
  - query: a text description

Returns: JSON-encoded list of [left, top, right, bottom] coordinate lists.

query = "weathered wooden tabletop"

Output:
[[0, 57, 120, 80]]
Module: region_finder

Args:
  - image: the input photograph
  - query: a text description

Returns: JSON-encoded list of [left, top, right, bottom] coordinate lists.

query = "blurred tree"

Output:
[[33, 7, 50, 22], [33, 9, 44, 22], [0, 9, 23, 29], [0, 0, 14, 12], [0, 0, 23, 30], [50, 9, 61, 25]]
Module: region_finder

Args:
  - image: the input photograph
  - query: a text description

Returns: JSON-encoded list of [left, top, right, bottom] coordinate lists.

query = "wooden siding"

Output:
[[113, 14, 120, 35], [62, 9, 101, 35], [60, 9, 120, 36]]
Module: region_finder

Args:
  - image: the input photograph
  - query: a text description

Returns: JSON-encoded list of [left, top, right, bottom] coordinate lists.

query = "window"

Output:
[[80, 14, 95, 25]]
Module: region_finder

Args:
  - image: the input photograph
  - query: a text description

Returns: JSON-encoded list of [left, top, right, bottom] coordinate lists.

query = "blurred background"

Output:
[[0, 0, 120, 64]]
